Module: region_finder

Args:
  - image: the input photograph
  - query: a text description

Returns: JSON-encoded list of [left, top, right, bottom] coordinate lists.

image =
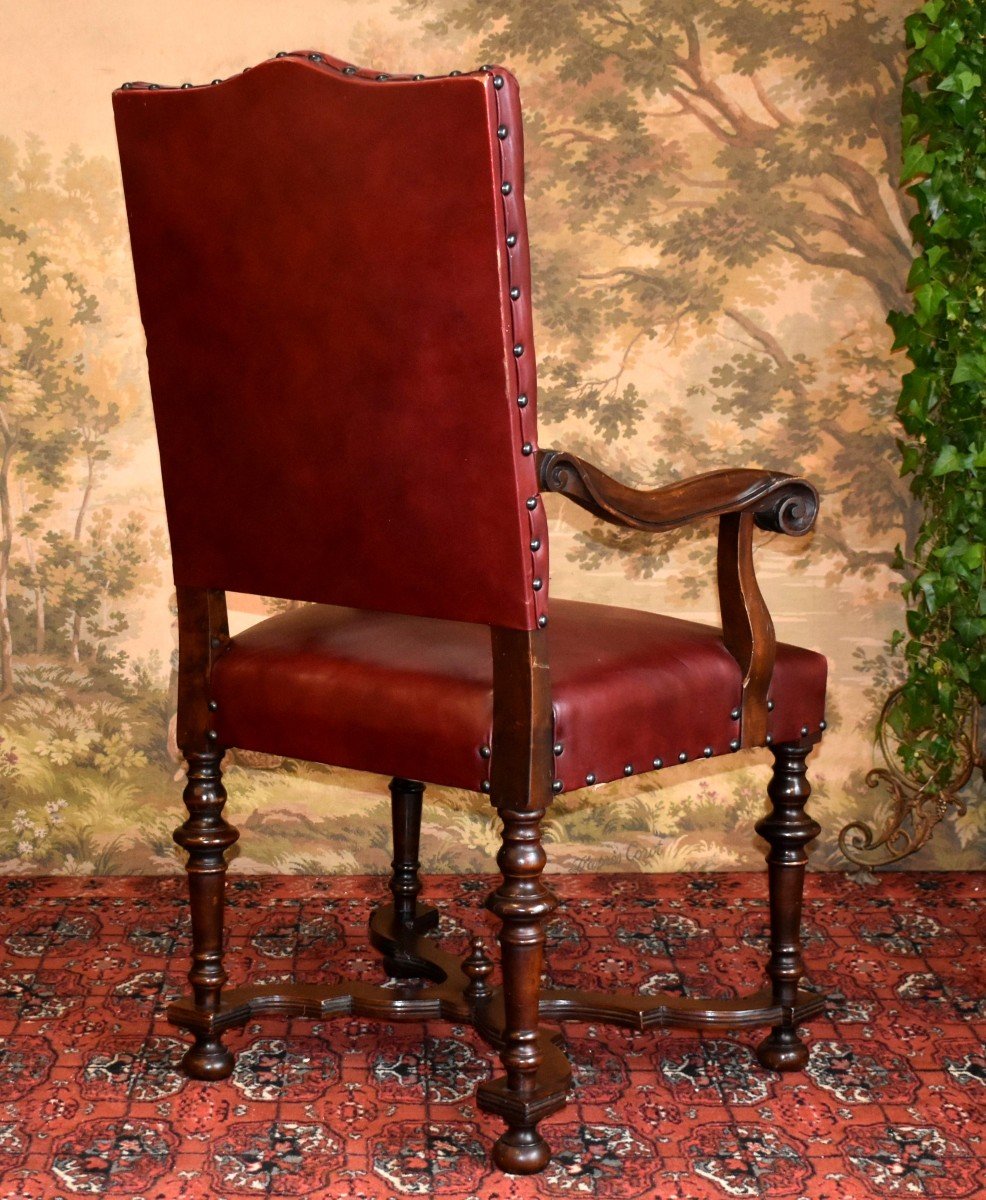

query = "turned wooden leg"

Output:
[[756, 740, 821, 1071], [389, 777, 425, 927], [172, 748, 239, 1079], [478, 625, 566, 1172], [375, 778, 437, 978], [483, 804, 558, 1174]]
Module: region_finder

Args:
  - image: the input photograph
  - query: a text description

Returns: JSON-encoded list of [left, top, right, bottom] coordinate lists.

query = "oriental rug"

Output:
[[0, 872, 981, 1199]]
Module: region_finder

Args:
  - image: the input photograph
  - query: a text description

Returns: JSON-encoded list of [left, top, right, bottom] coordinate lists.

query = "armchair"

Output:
[[113, 50, 827, 1176]]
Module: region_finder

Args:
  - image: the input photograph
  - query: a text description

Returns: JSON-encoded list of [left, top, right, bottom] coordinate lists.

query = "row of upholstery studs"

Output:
[[477, 716, 827, 792], [491, 86, 533, 456], [488, 66, 546, 628], [297, 53, 504, 81], [122, 55, 507, 92]]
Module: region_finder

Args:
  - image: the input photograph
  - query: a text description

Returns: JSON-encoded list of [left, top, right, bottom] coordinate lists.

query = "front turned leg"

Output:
[[756, 740, 821, 1070], [172, 749, 239, 1079], [482, 805, 559, 1175]]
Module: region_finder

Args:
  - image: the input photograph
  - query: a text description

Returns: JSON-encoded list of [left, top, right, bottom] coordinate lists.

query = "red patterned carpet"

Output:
[[0, 871, 982, 1199]]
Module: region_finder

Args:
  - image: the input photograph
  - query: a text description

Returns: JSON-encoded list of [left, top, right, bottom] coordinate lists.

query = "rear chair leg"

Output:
[[173, 748, 239, 1079], [756, 739, 821, 1070], [482, 803, 558, 1174], [389, 777, 426, 927], [380, 778, 437, 977]]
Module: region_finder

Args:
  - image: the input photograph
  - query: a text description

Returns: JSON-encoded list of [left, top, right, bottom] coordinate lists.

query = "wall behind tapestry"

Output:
[[0, 0, 982, 874]]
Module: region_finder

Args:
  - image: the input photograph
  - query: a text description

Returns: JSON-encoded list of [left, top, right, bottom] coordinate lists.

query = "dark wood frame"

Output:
[[168, 450, 824, 1175]]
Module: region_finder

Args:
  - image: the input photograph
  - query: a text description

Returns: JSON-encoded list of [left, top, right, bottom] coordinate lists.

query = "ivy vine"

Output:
[[887, 0, 985, 780]]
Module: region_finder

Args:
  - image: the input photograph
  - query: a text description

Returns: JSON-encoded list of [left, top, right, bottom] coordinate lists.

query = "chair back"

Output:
[[114, 53, 546, 629]]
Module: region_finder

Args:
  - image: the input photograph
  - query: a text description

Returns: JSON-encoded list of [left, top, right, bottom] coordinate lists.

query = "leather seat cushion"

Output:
[[210, 599, 826, 793]]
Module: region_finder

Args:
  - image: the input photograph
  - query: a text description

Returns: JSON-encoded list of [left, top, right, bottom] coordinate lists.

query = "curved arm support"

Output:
[[537, 449, 819, 536], [538, 449, 820, 746], [718, 512, 774, 746]]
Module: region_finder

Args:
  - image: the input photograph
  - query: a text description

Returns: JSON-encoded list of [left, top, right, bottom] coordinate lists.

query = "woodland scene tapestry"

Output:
[[0, 0, 982, 875]]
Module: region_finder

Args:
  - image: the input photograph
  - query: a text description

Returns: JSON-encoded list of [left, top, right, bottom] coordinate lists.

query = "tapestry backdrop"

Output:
[[0, 0, 982, 874]]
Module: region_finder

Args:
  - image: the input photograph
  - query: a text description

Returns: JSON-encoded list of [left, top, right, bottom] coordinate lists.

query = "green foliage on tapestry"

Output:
[[887, 0, 986, 775]]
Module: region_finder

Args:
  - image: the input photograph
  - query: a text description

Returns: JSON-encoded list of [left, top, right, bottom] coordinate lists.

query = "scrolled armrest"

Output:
[[537, 449, 819, 537], [538, 447, 821, 750], [751, 480, 819, 536]]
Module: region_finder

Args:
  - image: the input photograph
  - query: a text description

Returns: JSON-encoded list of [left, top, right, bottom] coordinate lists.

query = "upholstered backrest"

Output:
[[113, 52, 546, 629]]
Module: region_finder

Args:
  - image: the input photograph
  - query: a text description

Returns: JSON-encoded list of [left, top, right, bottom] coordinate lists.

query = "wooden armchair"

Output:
[[113, 51, 827, 1176]]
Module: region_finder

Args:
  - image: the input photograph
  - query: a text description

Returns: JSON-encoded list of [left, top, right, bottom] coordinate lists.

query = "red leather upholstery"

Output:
[[210, 600, 826, 793], [113, 55, 546, 630]]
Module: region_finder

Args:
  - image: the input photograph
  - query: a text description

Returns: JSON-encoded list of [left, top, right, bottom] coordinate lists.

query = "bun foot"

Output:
[[492, 1127, 551, 1175], [182, 1036, 234, 1080], [757, 1026, 809, 1072]]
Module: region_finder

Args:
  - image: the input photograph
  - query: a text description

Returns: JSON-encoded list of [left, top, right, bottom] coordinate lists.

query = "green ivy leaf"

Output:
[[929, 211, 960, 237], [961, 542, 984, 569], [906, 255, 931, 287], [906, 609, 929, 637], [900, 444, 922, 475], [913, 280, 948, 321], [917, 570, 941, 612], [937, 68, 982, 96], [954, 615, 986, 646], [921, 31, 960, 72], [901, 142, 938, 181], [950, 353, 986, 383]]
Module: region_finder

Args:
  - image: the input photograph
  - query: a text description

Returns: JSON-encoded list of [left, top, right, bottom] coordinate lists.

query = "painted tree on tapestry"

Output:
[[0, 136, 161, 697], [397, 0, 916, 591], [0, 135, 173, 874]]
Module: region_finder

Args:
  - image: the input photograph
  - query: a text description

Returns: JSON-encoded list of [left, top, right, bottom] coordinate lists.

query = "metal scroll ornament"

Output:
[[839, 687, 984, 868]]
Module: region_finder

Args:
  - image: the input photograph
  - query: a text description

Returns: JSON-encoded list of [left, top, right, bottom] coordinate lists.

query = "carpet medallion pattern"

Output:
[[0, 872, 981, 1199]]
